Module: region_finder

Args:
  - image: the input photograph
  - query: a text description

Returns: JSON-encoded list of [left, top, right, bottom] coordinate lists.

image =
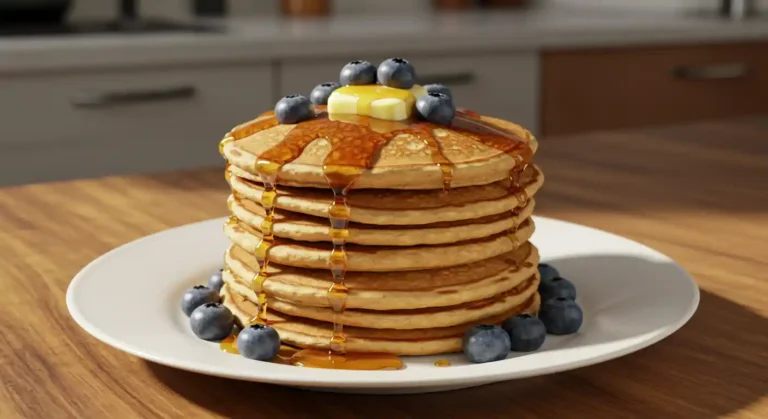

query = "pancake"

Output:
[[224, 242, 539, 310], [221, 113, 538, 190], [228, 164, 544, 225], [215, 94, 545, 359], [221, 284, 541, 355], [228, 192, 536, 245], [223, 217, 535, 271], [224, 269, 538, 329]]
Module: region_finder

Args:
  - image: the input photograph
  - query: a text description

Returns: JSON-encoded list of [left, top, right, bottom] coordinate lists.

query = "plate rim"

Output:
[[66, 216, 700, 389]]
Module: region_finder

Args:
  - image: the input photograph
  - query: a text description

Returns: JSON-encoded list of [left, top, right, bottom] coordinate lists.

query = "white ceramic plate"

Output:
[[66, 216, 698, 394]]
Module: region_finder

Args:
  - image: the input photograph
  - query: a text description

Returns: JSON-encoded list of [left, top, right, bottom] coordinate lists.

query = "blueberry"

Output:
[[207, 269, 225, 292], [237, 324, 281, 361], [462, 325, 511, 363], [539, 276, 577, 302], [538, 263, 560, 282], [180, 285, 220, 317], [339, 60, 377, 86], [501, 314, 547, 352], [309, 82, 341, 105], [424, 83, 452, 99], [190, 302, 235, 341], [416, 92, 455, 125], [539, 298, 583, 335], [377, 57, 416, 89], [274, 94, 314, 124]]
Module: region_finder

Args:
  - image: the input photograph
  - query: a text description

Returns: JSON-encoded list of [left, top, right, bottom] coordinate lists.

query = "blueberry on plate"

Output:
[[501, 314, 547, 352], [377, 57, 416, 89], [424, 83, 452, 99], [539, 276, 577, 302], [274, 94, 314, 124], [462, 325, 511, 363], [237, 324, 281, 361], [190, 302, 235, 341], [538, 263, 560, 282], [309, 82, 341, 106], [207, 269, 225, 292], [180, 285, 220, 317], [416, 92, 455, 125], [539, 297, 583, 335], [339, 60, 377, 86]]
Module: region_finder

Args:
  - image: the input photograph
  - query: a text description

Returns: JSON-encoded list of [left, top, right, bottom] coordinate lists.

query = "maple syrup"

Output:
[[501, 153, 530, 250], [291, 349, 404, 370], [219, 332, 239, 354], [219, 135, 234, 157], [249, 161, 279, 324], [434, 359, 452, 367], [225, 215, 239, 231], [392, 122, 454, 191], [218, 107, 532, 370]]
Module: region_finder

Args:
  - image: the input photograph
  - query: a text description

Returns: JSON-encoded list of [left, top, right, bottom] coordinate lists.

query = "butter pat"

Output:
[[328, 85, 428, 121]]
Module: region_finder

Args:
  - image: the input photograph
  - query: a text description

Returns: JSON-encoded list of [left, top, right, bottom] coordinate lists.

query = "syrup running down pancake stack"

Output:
[[218, 60, 543, 364]]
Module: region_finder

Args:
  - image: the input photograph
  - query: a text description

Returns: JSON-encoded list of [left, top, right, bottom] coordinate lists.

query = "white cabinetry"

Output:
[[0, 64, 274, 185]]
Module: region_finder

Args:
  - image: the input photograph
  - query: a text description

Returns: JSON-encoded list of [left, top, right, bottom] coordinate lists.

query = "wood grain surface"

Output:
[[0, 118, 767, 418], [541, 42, 768, 136]]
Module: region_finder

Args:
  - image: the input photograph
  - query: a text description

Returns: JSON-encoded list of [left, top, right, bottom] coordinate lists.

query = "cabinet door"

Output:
[[279, 53, 539, 132], [0, 64, 273, 186], [542, 42, 768, 136]]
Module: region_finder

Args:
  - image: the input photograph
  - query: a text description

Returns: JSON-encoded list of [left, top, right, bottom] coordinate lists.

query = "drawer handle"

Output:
[[419, 72, 476, 86], [673, 63, 748, 81], [70, 85, 197, 108]]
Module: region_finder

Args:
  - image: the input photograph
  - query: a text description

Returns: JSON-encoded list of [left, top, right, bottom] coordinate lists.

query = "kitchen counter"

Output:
[[0, 118, 766, 417], [4, 7, 768, 73]]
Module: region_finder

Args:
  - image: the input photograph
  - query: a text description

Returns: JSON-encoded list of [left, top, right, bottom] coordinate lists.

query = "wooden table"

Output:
[[1, 119, 766, 418]]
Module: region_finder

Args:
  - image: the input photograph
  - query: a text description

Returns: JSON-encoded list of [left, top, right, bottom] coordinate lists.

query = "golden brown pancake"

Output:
[[224, 270, 539, 329], [222, 113, 538, 189], [223, 242, 539, 310], [228, 164, 543, 225], [223, 217, 535, 271], [221, 284, 541, 355], [228, 192, 536, 246]]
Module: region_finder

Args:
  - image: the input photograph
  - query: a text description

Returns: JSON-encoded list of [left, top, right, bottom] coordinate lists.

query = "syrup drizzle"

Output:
[[505, 155, 530, 251], [391, 123, 454, 191], [219, 108, 532, 370], [451, 111, 533, 251], [291, 350, 403, 370], [287, 115, 403, 368], [220, 136, 234, 183], [251, 162, 277, 324], [322, 118, 388, 357], [249, 120, 328, 324]]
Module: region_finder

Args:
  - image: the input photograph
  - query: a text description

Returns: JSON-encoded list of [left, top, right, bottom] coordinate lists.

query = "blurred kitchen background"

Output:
[[1, 0, 767, 186]]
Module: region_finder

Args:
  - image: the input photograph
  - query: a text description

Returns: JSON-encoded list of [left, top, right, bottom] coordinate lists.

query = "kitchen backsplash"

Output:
[[548, 0, 766, 11], [69, 0, 429, 20], [69, 0, 764, 20]]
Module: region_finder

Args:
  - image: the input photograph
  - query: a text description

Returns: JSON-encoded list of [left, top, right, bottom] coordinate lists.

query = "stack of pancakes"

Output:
[[220, 113, 544, 355]]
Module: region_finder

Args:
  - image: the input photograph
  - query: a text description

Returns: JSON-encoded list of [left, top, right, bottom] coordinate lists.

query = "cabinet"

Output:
[[541, 42, 768, 136], [278, 52, 540, 133], [0, 64, 274, 186]]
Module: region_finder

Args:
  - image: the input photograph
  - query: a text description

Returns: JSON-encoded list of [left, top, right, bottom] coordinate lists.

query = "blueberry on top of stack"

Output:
[[274, 57, 457, 125]]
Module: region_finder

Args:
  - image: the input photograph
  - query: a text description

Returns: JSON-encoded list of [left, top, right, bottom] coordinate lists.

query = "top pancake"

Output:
[[221, 112, 538, 190]]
